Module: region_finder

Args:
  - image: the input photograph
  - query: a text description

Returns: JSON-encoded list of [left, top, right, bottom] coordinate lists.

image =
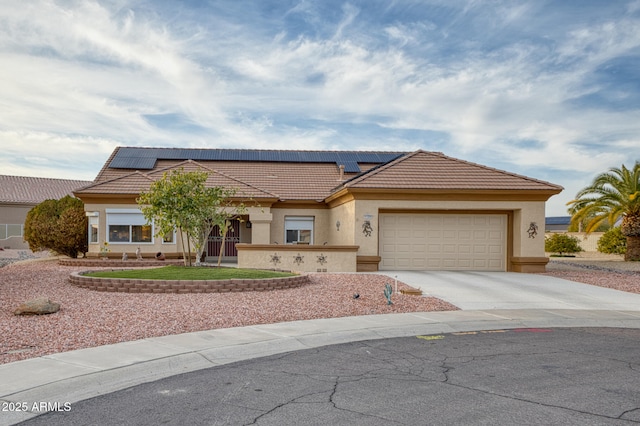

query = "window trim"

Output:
[[87, 213, 99, 244]]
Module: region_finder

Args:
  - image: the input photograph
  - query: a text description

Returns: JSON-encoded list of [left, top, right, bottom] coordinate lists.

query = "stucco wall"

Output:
[[328, 201, 355, 246], [269, 207, 330, 245], [237, 244, 358, 273], [351, 199, 548, 260], [0, 204, 33, 249]]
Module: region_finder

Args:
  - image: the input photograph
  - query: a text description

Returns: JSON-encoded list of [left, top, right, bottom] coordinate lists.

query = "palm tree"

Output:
[[567, 162, 640, 261]]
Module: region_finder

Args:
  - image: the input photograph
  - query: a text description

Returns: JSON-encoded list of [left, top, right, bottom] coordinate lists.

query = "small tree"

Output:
[[138, 169, 248, 266], [545, 233, 583, 257], [24, 195, 88, 258], [597, 227, 627, 255]]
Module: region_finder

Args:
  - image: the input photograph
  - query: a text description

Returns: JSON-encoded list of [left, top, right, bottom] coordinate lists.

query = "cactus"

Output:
[[384, 283, 393, 305]]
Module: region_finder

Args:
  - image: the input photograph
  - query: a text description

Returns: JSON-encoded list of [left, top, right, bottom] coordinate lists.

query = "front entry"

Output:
[[206, 219, 240, 261]]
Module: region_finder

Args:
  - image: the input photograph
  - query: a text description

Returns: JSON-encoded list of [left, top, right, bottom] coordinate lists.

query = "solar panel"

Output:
[[108, 147, 407, 171], [342, 161, 361, 173]]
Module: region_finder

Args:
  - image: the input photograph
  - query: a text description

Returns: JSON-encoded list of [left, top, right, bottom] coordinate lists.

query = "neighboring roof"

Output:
[[338, 150, 564, 192], [0, 175, 92, 205], [546, 216, 571, 225]]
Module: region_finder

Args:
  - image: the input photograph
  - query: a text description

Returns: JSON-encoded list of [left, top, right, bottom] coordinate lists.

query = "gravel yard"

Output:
[[1, 254, 639, 365], [0, 260, 455, 365]]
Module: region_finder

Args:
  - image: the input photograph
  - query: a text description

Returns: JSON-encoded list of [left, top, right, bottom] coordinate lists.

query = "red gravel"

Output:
[[541, 270, 640, 294], [0, 261, 457, 365]]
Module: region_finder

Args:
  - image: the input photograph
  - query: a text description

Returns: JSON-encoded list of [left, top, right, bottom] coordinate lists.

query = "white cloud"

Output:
[[1, 0, 639, 216]]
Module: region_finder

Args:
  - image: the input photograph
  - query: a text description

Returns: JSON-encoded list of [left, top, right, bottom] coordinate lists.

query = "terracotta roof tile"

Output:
[[79, 148, 563, 202], [0, 175, 92, 204], [341, 150, 563, 192]]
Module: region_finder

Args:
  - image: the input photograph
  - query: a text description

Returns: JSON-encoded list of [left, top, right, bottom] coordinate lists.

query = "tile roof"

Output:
[[339, 150, 564, 192], [0, 175, 92, 205], [76, 160, 280, 200], [78, 147, 563, 202], [83, 147, 400, 201]]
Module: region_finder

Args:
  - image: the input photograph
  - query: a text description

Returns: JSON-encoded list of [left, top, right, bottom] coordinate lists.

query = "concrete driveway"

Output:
[[378, 271, 640, 311]]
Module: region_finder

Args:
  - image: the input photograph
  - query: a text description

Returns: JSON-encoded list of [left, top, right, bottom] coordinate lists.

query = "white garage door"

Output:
[[379, 213, 507, 271]]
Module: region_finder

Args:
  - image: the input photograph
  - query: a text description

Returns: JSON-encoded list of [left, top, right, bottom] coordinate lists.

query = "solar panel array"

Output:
[[109, 147, 406, 173]]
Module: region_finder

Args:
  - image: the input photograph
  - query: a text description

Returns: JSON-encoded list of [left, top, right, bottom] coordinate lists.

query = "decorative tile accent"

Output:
[[316, 253, 328, 265], [270, 253, 281, 266], [293, 253, 304, 265]]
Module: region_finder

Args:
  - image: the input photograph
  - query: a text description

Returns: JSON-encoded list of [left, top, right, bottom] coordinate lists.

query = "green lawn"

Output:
[[84, 266, 296, 280]]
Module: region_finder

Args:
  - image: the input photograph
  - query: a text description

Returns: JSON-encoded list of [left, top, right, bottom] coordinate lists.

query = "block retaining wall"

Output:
[[68, 271, 309, 293], [60, 259, 186, 268]]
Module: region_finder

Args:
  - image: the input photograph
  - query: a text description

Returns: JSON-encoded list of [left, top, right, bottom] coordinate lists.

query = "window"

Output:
[[0, 224, 23, 240], [285, 216, 314, 244], [106, 209, 153, 244], [87, 214, 99, 244]]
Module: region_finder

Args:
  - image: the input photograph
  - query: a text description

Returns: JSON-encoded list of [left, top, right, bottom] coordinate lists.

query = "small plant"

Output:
[[545, 233, 583, 257], [597, 227, 626, 255], [99, 242, 110, 259], [384, 283, 393, 305]]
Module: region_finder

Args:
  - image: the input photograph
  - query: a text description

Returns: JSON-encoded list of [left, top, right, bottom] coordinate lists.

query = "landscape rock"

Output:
[[14, 297, 60, 316]]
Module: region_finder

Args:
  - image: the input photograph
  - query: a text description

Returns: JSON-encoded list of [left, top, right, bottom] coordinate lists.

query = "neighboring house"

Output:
[[0, 175, 91, 249], [545, 216, 571, 232], [74, 147, 563, 273]]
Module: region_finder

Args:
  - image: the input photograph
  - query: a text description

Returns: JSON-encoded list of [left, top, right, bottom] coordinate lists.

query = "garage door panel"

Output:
[[380, 213, 506, 271]]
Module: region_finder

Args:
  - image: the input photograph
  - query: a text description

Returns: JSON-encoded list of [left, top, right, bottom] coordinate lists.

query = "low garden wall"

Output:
[[68, 271, 309, 293], [59, 259, 186, 267]]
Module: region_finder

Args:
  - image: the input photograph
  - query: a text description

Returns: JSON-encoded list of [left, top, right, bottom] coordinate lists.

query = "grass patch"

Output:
[[84, 266, 296, 280]]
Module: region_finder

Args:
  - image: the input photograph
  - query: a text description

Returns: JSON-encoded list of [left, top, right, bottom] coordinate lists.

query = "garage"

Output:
[[379, 213, 507, 271]]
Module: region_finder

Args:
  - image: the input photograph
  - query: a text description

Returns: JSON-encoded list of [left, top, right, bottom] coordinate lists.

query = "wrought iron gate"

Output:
[[207, 219, 240, 258]]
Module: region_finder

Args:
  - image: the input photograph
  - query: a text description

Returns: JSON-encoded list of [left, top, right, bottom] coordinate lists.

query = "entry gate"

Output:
[[207, 219, 240, 259]]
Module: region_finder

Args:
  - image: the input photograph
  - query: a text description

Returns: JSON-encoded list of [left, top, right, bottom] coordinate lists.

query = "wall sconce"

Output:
[[336, 220, 340, 231], [246, 221, 252, 229]]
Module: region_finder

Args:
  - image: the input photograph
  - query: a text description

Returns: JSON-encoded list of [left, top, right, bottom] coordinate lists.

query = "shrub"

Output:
[[597, 227, 626, 255], [24, 195, 87, 258], [545, 233, 583, 256]]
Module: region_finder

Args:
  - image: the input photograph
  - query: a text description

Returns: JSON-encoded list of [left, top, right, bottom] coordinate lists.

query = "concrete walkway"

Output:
[[2, 271, 640, 424]]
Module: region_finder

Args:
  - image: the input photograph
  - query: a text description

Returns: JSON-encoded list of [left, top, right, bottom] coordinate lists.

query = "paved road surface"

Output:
[[17, 327, 640, 425]]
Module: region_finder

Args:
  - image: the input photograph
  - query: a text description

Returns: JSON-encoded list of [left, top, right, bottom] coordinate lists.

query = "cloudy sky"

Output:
[[2, 0, 639, 216]]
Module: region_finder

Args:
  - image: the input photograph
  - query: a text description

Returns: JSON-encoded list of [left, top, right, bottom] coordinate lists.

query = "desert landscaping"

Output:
[[1, 250, 639, 365]]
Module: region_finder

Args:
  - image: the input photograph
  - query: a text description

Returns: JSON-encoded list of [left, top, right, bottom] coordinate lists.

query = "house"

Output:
[[545, 216, 572, 232], [74, 147, 563, 273], [0, 175, 92, 249]]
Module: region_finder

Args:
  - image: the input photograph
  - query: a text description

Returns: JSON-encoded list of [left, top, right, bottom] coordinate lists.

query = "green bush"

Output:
[[24, 195, 87, 258], [597, 227, 626, 255], [545, 233, 583, 256]]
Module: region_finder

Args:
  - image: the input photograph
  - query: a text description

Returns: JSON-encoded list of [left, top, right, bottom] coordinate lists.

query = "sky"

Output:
[[1, 0, 639, 216]]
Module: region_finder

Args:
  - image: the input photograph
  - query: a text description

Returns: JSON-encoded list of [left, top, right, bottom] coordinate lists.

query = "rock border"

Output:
[[68, 270, 309, 293]]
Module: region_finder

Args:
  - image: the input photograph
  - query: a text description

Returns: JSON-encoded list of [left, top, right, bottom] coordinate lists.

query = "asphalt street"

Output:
[[18, 327, 640, 426]]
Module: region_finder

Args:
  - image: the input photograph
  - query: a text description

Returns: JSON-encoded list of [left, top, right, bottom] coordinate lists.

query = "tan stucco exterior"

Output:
[[76, 148, 562, 272], [84, 194, 552, 272]]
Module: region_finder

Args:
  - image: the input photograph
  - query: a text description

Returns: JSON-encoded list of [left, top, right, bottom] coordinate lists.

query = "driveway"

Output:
[[378, 271, 640, 311]]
